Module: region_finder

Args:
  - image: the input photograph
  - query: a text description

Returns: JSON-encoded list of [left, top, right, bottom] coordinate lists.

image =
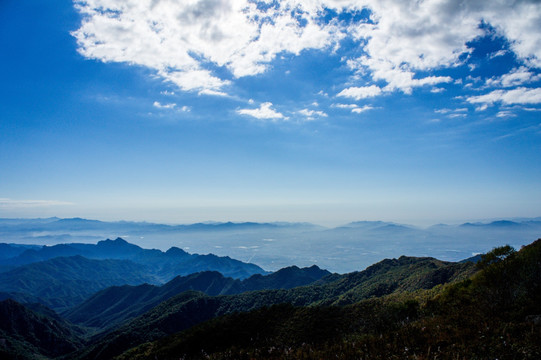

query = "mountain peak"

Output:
[[165, 247, 190, 257], [97, 237, 130, 246]]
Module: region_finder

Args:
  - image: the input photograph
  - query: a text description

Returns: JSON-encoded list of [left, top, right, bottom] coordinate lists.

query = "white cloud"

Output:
[[198, 89, 229, 97], [0, 198, 73, 208], [333, 103, 358, 109], [73, 0, 341, 94], [298, 109, 328, 118], [447, 113, 467, 119], [486, 67, 541, 88], [490, 49, 508, 59], [435, 109, 451, 114], [153, 101, 176, 109], [237, 102, 285, 120], [475, 104, 489, 112], [351, 105, 374, 114], [332, 103, 374, 113], [337, 85, 382, 100], [435, 108, 467, 114], [467, 87, 541, 106], [72, 0, 541, 100], [496, 111, 517, 118], [343, 0, 541, 93]]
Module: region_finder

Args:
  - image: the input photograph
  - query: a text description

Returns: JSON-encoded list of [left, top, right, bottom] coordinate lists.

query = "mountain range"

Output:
[[63, 265, 330, 331], [0, 237, 266, 280], [72, 255, 476, 359], [2, 217, 541, 272], [1, 237, 540, 359], [0, 238, 267, 312]]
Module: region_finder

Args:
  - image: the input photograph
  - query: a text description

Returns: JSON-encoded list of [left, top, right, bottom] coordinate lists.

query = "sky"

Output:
[[1, 0, 541, 227]]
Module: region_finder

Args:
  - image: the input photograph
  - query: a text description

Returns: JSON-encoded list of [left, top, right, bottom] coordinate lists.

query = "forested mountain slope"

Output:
[[116, 238, 541, 360], [75, 255, 474, 359], [0, 299, 84, 359], [63, 265, 330, 330]]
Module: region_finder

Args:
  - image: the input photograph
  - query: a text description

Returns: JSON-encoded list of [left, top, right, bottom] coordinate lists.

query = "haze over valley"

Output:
[[2, 217, 540, 273]]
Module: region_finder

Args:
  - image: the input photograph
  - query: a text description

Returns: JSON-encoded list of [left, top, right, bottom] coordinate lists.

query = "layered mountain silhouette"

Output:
[[3, 217, 541, 273], [74, 255, 476, 359], [0, 256, 158, 312], [63, 265, 329, 330], [0, 238, 268, 312], [114, 238, 541, 360], [0, 229, 540, 359], [1, 237, 266, 280]]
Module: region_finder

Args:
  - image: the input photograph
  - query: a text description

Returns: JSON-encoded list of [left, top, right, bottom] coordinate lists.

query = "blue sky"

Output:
[[1, 0, 540, 226]]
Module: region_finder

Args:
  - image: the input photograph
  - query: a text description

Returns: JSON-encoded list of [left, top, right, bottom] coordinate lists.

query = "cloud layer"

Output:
[[73, 0, 541, 106], [0, 198, 73, 208]]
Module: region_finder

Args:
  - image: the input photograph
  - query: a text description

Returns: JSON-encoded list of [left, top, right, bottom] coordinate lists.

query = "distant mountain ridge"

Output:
[[0, 217, 321, 233], [2, 216, 541, 273], [0, 237, 267, 281], [0, 238, 269, 312]]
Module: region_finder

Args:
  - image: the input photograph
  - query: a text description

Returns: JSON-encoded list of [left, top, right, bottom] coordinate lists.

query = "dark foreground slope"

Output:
[[0, 256, 158, 312], [117, 238, 541, 360], [74, 256, 474, 359], [0, 299, 84, 359], [63, 265, 329, 331]]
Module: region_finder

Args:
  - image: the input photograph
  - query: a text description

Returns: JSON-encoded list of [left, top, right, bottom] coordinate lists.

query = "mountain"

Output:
[[1, 238, 267, 281], [63, 265, 330, 330], [0, 217, 319, 236], [0, 299, 83, 359], [3, 217, 541, 273], [0, 243, 39, 261], [116, 238, 541, 360], [457, 219, 541, 229], [74, 256, 474, 359], [0, 256, 158, 312]]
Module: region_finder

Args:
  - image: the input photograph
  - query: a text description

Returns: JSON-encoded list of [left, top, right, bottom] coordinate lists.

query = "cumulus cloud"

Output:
[[73, 0, 340, 94], [72, 0, 541, 100], [153, 101, 176, 109], [486, 67, 541, 88], [298, 109, 328, 118], [237, 102, 285, 120], [337, 85, 382, 100], [467, 87, 541, 107], [351, 105, 374, 114], [333, 103, 374, 113]]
